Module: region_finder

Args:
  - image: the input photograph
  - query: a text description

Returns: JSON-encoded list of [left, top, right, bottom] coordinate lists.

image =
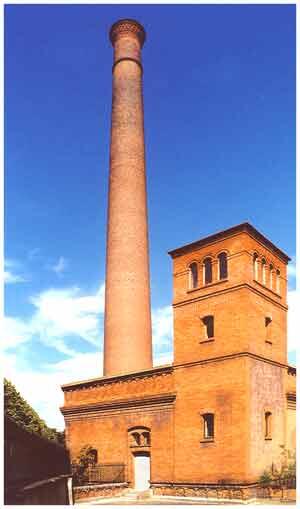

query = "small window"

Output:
[[261, 259, 266, 285], [218, 252, 228, 280], [265, 412, 272, 439], [265, 316, 272, 343], [202, 315, 214, 339], [203, 413, 214, 439], [203, 258, 212, 285], [253, 253, 259, 280], [189, 262, 198, 289], [269, 264, 274, 290], [276, 269, 280, 294]]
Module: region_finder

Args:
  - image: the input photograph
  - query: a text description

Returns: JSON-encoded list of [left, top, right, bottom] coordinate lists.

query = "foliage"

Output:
[[259, 445, 296, 488], [4, 378, 65, 445], [72, 444, 98, 486]]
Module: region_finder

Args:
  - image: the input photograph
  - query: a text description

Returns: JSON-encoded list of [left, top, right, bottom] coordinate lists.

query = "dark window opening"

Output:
[[253, 253, 259, 280], [202, 315, 214, 339], [265, 412, 272, 439], [203, 413, 214, 439], [189, 262, 198, 289], [203, 258, 212, 285], [218, 252, 228, 280]]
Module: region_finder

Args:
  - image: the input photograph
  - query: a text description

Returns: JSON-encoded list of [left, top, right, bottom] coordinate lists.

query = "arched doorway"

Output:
[[133, 452, 150, 491]]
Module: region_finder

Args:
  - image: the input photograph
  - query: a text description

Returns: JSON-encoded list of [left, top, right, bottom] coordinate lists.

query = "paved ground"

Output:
[[75, 494, 296, 505]]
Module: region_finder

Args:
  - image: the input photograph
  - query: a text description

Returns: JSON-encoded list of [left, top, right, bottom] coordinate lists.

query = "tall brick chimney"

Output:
[[103, 19, 153, 376]]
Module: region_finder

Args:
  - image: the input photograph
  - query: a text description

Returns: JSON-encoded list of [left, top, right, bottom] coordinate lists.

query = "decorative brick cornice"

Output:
[[109, 19, 146, 47], [288, 365, 296, 376], [168, 222, 290, 263], [61, 364, 173, 393], [61, 393, 176, 420]]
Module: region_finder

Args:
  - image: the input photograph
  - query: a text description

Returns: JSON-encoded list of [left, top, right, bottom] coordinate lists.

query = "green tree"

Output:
[[71, 444, 97, 486], [4, 378, 65, 444]]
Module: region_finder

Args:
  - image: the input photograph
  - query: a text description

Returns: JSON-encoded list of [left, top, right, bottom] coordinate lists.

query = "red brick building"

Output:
[[60, 20, 296, 501], [61, 222, 296, 499]]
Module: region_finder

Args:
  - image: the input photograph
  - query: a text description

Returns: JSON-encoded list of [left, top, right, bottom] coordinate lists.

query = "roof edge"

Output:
[[168, 222, 291, 263]]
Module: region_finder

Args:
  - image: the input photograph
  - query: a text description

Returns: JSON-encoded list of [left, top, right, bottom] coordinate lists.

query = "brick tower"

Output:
[[169, 223, 292, 481], [169, 222, 289, 367], [103, 20, 153, 376]]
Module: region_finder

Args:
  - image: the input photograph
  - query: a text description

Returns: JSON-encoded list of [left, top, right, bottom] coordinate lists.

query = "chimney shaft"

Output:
[[103, 20, 153, 376]]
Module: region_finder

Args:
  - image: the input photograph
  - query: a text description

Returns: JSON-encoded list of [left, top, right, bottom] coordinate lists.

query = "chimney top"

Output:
[[109, 19, 146, 47]]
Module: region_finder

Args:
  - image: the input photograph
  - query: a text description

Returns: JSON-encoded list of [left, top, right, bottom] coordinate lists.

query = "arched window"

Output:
[[203, 258, 212, 285], [269, 264, 274, 290], [253, 253, 259, 280], [128, 427, 151, 448], [265, 412, 272, 439], [276, 269, 280, 294], [189, 262, 198, 289], [202, 413, 214, 439], [218, 252, 228, 280], [202, 315, 214, 339], [265, 316, 272, 343], [261, 258, 266, 285], [130, 432, 141, 447]]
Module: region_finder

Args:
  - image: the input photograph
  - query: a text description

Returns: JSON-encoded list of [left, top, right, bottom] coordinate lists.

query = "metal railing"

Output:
[[86, 464, 125, 484]]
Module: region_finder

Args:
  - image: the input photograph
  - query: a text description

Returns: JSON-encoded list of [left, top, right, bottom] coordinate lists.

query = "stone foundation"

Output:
[[151, 483, 296, 503], [73, 482, 129, 502]]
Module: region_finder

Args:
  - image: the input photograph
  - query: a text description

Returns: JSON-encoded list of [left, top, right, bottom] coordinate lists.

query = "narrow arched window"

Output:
[[276, 269, 280, 294], [253, 253, 259, 280], [218, 252, 228, 280], [202, 413, 214, 439], [202, 315, 214, 339], [269, 264, 274, 290], [265, 412, 272, 439], [265, 316, 272, 343], [203, 258, 212, 285], [261, 258, 266, 285], [189, 262, 198, 289]]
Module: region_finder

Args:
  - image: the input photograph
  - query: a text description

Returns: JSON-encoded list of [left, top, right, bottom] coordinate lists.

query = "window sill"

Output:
[[199, 338, 215, 344], [187, 279, 228, 293], [200, 438, 214, 443], [265, 340, 273, 345], [253, 279, 281, 298], [265, 437, 272, 441]]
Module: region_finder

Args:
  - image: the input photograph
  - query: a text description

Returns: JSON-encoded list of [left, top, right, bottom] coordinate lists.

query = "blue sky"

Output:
[[4, 4, 296, 429]]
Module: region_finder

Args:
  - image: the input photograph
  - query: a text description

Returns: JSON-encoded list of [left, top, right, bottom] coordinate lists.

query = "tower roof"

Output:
[[168, 222, 291, 263]]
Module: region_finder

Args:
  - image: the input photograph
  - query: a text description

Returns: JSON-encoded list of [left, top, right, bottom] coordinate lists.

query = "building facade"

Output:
[[60, 20, 296, 500], [61, 223, 296, 497]]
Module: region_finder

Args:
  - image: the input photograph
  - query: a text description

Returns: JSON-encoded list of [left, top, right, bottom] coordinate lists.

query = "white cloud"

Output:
[[3, 316, 32, 348], [152, 305, 173, 351], [51, 256, 69, 275], [287, 257, 296, 279], [4, 259, 28, 284], [3, 351, 103, 430], [3, 284, 105, 354], [153, 351, 173, 366], [4, 271, 27, 284]]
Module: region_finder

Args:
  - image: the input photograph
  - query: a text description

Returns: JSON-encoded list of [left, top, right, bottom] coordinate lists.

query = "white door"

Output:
[[134, 454, 150, 491]]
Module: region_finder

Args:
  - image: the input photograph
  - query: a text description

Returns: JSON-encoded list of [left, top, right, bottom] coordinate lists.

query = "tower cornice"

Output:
[[109, 19, 146, 47]]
